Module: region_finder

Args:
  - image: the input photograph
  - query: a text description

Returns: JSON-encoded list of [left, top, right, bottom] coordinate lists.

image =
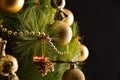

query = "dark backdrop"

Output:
[[66, 0, 120, 80]]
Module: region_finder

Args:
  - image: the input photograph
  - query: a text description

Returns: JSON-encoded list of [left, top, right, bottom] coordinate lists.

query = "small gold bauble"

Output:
[[62, 9, 74, 26], [77, 44, 89, 61], [62, 67, 85, 80], [0, 0, 24, 13], [49, 21, 72, 46]]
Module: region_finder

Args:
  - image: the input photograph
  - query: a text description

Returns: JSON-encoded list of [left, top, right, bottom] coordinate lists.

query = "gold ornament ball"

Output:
[[49, 21, 72, 46], [77, 44, 89, 61], [62, 68, 85, 80], [62, 9, 74, 26], [0, 0, 24, 13]]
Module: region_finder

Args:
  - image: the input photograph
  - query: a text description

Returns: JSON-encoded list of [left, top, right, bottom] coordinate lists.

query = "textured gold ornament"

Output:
[[62, 64, 85, 80], [77, 44, 89, 61], [0, 0, 24, 13], [0, 38, 19, 80], [49, 21, 72, 46]]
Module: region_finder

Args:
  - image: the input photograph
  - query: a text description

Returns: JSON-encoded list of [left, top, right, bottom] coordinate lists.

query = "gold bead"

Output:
[[2, 28, 7, 32], [31, 31, 35, 35], [13, 32, 18, 36], [47, 37, 51, 42], [7, 30, 12, 35], [52, 46, 56, 50], [59, 52, 63, 55], [24, 31, 29, 35], [53, 48, 57, 52], [40, 32, 45, 36], [36, 32, 41, 36], [49, 42, 54, 46], [19, 31, 24, 35], [0, 25, 3, 28]]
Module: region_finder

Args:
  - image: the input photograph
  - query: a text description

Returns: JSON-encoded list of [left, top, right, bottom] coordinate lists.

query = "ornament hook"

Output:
[[51, 0, 66, 10], [0, 38, 7, 56]]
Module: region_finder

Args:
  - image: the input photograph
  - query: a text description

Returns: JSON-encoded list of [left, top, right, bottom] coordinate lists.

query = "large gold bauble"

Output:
[[62, 9, 74, 26], [0, 0, 24, 13], [62, 68, 85, 80], [77, 44, 89, 61], [49, 21, 72, 46]]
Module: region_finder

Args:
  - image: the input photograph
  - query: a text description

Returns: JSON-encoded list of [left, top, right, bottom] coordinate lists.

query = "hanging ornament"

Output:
[[54, 9, 74, 26], [62, 63, 85, 80], [62, 9, 74, 26], [0, 38, 19, 80], [76, 44, 89, 62], [49, 21, 72, 46], [33, 56, 54, 76], [0, 0, 24, 13], [51, 0, 66, 9]]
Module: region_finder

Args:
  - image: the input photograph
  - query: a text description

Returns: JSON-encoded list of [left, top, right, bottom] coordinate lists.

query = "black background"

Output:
[[66, 0, 120, 80]]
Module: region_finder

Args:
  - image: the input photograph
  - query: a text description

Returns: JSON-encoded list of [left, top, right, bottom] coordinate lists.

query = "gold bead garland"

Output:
[[0, 24, 65, 55]]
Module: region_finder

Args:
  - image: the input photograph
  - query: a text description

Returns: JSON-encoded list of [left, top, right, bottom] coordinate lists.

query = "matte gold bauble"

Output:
[[0, 0, 24, 13], [62, 64, 85, 80], [49, 21, 72, 46], [62, 9, 74, 26], [77, 44, 89, 61]]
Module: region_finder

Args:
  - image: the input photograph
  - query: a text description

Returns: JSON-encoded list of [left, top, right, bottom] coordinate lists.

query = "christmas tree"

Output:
[[0, 0, 89, 80]]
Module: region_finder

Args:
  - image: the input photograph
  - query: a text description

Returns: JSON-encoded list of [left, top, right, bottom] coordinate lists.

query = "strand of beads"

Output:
[[0, 24, 40, 36], [0, 24, 65, 55], [46, 35, 65, 55]]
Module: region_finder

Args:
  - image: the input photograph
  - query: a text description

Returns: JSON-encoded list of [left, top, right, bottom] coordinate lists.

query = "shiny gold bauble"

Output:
[[51, 0, 66, 9], [0, 55, 18, 76], [62, 68, 85, 80], [49, 21, 72, 46], [62, 9, 74, 26], [77, 44, 89, 61], [0, 0, 24, 13]]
